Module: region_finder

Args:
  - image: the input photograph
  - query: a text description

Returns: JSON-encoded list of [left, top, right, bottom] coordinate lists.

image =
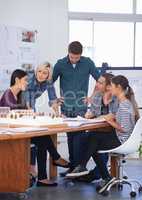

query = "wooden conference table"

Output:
[[0, 120, 115, 193]]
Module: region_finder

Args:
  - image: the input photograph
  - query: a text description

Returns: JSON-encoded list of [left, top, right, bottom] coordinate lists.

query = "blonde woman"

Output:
[[24, 63, 68, 184], [25, 62, 58, 112]]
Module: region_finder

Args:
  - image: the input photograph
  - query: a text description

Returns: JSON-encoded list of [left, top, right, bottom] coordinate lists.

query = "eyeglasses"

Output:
[[97, 80, 106, 84]]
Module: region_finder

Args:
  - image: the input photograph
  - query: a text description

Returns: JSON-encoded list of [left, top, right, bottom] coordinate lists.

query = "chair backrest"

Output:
[[102, 117, 142, 155]]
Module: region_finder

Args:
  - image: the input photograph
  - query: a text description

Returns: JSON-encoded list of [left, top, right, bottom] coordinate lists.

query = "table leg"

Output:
[[110, 155, 119, 178], [0, 139, 30, 192]]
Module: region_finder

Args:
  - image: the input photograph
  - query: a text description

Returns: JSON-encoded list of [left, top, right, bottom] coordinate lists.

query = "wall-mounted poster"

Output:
[[0, 25, 38, 91]]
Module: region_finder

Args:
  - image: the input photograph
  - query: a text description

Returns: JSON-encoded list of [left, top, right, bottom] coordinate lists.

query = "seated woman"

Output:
[[0, 69, 69, 187], [24, 62, 64, 179], [66, 75, 139, 194], [66, 73, 119, 180]]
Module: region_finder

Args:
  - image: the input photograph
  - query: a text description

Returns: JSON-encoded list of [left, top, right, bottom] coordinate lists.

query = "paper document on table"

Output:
[[63, 116, 106, 127], [0, 116, 64, 126], [0, 127, 48, 134]]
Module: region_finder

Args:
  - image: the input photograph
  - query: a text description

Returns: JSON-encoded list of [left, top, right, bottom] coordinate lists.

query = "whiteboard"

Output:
[[107, 69, 142, 108], [0, 24, 38, 91]]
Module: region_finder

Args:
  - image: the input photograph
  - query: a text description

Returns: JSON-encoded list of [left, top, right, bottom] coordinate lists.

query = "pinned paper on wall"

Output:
[[0, 69, 12, 91], [0, 24, 38, 91]]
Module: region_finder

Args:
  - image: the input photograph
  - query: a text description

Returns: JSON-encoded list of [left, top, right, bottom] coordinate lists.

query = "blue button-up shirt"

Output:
[[90, 92, 119, 117], [52, 56, 100, 114], [24, 73, 57, 110]]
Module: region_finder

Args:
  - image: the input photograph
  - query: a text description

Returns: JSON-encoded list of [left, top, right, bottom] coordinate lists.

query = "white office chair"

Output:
[[98, 117, 142, 197]]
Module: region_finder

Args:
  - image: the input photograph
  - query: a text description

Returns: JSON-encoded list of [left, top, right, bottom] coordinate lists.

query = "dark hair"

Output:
[[10, 69, 27, 86], [111, 75, 132, 100], [101, 73, 114, 86], [111, 75, 140, 121], [68, 41, 83, 54], [10, 69, 27, 107]]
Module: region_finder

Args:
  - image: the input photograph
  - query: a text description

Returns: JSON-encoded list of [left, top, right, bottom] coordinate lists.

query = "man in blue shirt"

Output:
[[52, 41, 100, 176]]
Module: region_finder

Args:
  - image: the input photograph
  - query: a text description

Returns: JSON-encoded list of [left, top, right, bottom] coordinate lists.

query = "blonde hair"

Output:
[[36, 61, 52, 81]]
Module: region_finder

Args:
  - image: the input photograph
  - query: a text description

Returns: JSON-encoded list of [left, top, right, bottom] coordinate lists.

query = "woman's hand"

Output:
[[104, 113, 124, 133], [103, 91, 112, 106], [103, 113, 115, 122], [50, 97, 65, 117], [51, 102, 60, 117], [85, 111, 94, 119], [57, 97, 64, 105], [82, 97, 93, 105]]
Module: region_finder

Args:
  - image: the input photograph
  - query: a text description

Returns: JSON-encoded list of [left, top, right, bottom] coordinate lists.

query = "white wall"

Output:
[[0, 0, 68, 64]]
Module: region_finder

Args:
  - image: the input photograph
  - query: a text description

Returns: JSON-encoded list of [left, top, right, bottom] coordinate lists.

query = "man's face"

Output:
[[68, 53, 81, 64]]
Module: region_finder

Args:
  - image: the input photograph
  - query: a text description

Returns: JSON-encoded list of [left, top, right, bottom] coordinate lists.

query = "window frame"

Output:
[[68, 0, 142, 67]]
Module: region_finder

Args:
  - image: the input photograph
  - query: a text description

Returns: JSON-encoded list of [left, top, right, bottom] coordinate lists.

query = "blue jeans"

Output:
[[92, 153, 109, 178], [81, 131, 121, 179], [67, 131, 90, 168]]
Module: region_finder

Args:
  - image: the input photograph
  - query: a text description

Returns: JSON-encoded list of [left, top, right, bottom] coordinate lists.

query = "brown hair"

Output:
[[111, 75, 131, 99], [68, 41, 83, 54], [101, 73, 114, 86], [111, 75, 140, 121]]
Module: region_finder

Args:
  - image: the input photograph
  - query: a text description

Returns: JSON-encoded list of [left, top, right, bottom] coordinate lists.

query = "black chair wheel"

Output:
[[130, 191, 136, 198], [138, 186, 142, 193], [123, 176, 128, 179], [118, 184, 123, 191], [101, 190, 109, 196]]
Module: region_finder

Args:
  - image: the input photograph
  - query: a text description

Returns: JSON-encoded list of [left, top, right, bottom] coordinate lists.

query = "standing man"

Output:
[[52, 41, 100, 176]]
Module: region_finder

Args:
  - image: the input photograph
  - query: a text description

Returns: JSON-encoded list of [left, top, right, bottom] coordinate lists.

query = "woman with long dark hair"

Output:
[[0, 69, 69, 187], [0, 69, 27, 109]]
